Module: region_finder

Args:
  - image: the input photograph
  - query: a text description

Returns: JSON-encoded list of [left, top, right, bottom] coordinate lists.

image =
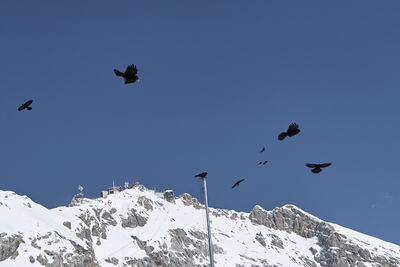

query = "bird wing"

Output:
[[232, 179, 245, 188], [125, 64, 138, 75], [305, 163, 317, 168], [319, 162, 332, 168]]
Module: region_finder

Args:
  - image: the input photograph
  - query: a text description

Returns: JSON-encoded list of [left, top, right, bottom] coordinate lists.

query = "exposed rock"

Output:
[[63, 221, 71, 230], [249, 205, 399, 267], [101, 211, 117, 226], [180, 193, 203, 210], [189, 231, 208, 240], [109, 208, 117, 214], [31, 238, 41, 250], [169, 228, 192, 252], [255, 232, 266, 247], [0, 234, 24, 261], [105, 257, 119, 265], [230, 213, 238, 220], [10, 250, 18, 259], [76, 227, 92, 242], [36, 254, 48, 265], [1, 187, 399, 267], [121, 209, 147, 228], [138, 196, 154, 211], [268, 234, 284, 249], [67, 240, 99, 267]]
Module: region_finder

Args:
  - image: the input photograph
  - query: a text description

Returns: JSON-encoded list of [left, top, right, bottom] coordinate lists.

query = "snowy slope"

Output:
[[0, 184, 399, 267]]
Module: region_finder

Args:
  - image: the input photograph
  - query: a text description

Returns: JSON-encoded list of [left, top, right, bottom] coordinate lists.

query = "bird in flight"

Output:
[[260, 147, 265, 152], [18, 100, 33, 111], [305, 163, 332, 174], [263, 161, 268, 165], [114, 64, 139, 84], [195, 172, 208, 178], [278, 123, 300, 141], [232, 179, 245, 189], [258, 162, 262, 165]]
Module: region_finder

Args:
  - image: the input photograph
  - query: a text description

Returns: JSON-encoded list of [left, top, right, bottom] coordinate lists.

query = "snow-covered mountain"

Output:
[[0, 183, 399, 267]]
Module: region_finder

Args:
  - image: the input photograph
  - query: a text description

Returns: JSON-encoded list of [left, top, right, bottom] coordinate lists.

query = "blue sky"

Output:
[[1, 1, 399, 244]]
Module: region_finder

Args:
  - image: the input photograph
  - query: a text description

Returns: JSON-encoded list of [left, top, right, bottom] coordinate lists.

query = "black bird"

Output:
[[232, 179, 245, 189], [258, 162, 262, 165], [263, 160, 268, 165], [278, 123, 300, 141], [114, 64, 139, 84], [195, 172, 208, 178], [305, 162, 332, 174], [260, 147, 265, 152], [18, 100, 33, 111]]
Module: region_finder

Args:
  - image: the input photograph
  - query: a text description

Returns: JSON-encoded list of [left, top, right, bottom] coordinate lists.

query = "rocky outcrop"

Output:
[[120, 209, 147, 228], [130, 234, 209, 267], [179, 193, 204, 210], [249, 205, 400, 267], [137, 196, 154, 211], [1, 185, 399, 267], [0, 233, 24, 261]]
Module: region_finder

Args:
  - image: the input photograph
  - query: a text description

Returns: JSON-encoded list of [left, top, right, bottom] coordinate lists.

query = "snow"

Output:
[[0, 187, 399, 266]]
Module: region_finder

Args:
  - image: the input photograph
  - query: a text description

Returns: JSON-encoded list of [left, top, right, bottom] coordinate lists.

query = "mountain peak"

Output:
[[0, 186, 399, 266]]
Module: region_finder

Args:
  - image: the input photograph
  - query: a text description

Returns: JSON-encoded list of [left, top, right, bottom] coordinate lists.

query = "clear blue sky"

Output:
[[1, 1, 399, 244]]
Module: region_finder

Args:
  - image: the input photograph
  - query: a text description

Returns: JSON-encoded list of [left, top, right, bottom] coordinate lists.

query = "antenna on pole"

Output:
[[195, 172, 215, 267]]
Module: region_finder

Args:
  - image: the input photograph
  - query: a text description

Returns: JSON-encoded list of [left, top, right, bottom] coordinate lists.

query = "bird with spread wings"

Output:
[[305, 163, 332, 173], [114, 64, 139, 84], [194, 172, 208, 178], [232, 179, 245, 189], [278, 123, 300, 140], [18, 100, 33, 111]]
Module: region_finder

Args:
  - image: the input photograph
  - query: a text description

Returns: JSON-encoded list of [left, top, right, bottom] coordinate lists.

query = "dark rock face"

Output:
[[101, 210, 117, 226], [249, 205, 400, 267], [137, 196, 154, 211], [255, 232, 266, 247], [63, 221, 71, 230], [0, 234, 24, 261], [120, 209, 147, 228], [268, 233, 283, 249]]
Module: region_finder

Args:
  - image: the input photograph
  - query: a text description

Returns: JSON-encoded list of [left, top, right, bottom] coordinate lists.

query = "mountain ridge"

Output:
[[0, 184, 399, 266]]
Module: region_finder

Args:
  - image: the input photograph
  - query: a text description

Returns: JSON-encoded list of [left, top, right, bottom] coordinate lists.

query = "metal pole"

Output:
[[201, 177, 215, 267]]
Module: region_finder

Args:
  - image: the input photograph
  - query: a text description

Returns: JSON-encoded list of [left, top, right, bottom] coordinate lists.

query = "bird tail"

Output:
[[113, 69, 124, 76], [26, 107, 32, 110], [278, 132, 287, 140]]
